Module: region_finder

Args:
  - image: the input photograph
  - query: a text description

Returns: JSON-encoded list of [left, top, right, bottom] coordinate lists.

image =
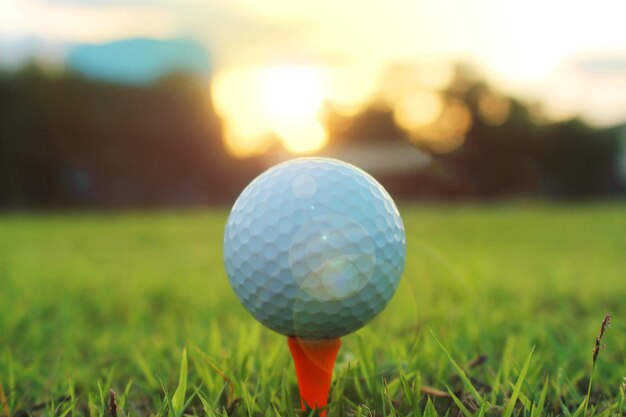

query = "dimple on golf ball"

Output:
[[223, 157, 406, 339]]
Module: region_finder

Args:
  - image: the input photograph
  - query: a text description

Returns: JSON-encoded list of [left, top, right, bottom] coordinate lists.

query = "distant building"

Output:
[[265, 141, 431, 176]]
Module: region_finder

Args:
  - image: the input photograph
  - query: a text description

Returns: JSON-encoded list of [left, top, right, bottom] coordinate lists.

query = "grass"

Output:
[[0, 203, 625, 416]]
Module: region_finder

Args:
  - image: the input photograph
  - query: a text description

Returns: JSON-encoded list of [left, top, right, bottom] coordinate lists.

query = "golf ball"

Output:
[[223, 158, 405, 339]]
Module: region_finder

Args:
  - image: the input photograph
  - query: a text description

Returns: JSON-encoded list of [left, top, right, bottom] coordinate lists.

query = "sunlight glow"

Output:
[[213, 66, 329, 156], [408, 99, 473, 154], [213, 65, 376, 157], [4, 0, 626, 127]]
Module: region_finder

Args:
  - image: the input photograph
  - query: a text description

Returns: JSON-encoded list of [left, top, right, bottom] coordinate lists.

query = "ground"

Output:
[[1, 204, 625, 417]]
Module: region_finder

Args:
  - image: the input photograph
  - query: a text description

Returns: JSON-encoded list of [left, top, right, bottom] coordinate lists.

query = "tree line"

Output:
[[0, 65, 624, 209]]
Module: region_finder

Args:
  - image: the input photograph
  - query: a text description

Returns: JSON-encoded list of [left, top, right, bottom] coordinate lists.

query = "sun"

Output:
[[213, 66, 329, 156]]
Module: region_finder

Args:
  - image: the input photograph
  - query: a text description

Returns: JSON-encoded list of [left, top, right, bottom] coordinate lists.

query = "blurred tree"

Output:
[[323, 63, 624, 200], [0, 62, 624, 209], [536, 119, 622, 197], [0, 66, 261, 208], [325, 104, 405, 146]]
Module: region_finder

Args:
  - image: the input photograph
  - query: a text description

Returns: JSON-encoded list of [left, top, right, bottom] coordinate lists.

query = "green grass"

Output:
[[1, 204, 625, 416]]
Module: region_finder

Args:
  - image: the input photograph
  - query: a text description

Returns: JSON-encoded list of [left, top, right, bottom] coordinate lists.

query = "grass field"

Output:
[[1, 204, 625, 417]]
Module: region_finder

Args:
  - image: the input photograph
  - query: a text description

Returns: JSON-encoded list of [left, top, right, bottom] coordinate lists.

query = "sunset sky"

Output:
[[2, 0, 626, 155]]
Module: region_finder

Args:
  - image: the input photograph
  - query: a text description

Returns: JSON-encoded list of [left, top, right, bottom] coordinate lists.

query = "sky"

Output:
[[2, 0, 626, 154]]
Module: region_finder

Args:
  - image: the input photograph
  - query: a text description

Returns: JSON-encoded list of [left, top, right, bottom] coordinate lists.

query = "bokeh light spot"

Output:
[[478, 92, 511, 126], [393, 90, 444, 131], [409, 99, 473, 154]]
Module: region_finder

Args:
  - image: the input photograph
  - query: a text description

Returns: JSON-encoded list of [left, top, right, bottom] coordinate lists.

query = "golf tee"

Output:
[[287, 337, 342, 417]]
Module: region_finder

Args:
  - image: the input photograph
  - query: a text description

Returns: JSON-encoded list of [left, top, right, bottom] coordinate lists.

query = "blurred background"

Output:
[[1, 0, 626, 208], [2, 4, 626, 412]]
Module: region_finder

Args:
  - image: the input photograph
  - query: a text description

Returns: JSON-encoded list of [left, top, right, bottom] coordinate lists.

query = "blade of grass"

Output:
[[382, 378, 397, 417], [56, 400, 78, 417], [447, 388, 472, 417], [571, 397, 587, 417], [198, 392, 215, 417], [171, 347, 188, 417], [180, 384, 202, 417], [194, 347, 236, 408], [560, 399, 574, 417], [157, 377, 174, 417], [530, 377, 549, 417], [489, 367, 502, 405], [508, 382, 531, 410], [593, 402, 617, 417], [279, 374, 297, 417], [429, 328, 483, 406], [474, 399, 487, 417], [398, 375, 414, 409], [502, 346, 534, 417], [424, 397, 439, 417]]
